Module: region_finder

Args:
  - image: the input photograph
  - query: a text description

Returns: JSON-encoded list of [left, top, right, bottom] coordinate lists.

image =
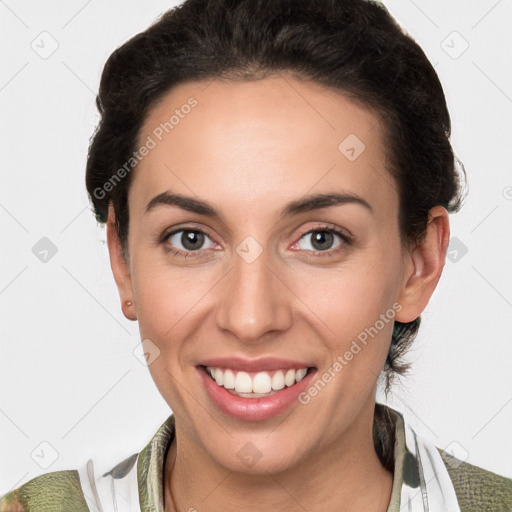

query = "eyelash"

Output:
[[159, 225, 352, 259]]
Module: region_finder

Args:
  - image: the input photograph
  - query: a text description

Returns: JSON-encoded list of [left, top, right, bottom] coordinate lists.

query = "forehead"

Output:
[[130, 75, 397, 222]]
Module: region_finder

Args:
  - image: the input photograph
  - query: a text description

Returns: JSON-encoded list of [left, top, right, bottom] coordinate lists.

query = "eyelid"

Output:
[[159, 222, 219, 245], [290, 225, 352, 257], [296, 222, 353, 241], [160, 222, 353, 258]]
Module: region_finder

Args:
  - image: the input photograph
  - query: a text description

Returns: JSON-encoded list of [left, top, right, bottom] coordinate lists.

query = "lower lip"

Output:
[[197, 366, 317, 421]]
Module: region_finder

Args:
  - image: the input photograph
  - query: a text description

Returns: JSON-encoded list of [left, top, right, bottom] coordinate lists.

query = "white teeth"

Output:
[[205, 366, 310, 394], [295, 368, 307, 382], [284, 369, 296, 387], [223, 369, 235, 389], [234, 371, 253, 393], [271, 370, 285, 390], [253, 372, 272, 394], [214, 368, 224, 386]]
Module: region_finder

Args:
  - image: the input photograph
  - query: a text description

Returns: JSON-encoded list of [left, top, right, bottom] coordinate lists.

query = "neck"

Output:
[[164, 404, 393, 512]]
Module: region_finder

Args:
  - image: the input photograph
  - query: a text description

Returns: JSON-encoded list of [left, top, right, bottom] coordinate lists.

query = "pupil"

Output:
[[312, 231, 333, 251], [182, 231, 204, 250]]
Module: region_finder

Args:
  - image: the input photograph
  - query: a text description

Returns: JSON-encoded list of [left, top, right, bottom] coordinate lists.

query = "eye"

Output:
[[296, 226, 351, 257], [162, 228, 217, 258], [159, 224, 352, 259]]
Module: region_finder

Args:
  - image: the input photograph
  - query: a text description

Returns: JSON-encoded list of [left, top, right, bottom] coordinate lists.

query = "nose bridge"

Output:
[[215, 237, 292, 341]]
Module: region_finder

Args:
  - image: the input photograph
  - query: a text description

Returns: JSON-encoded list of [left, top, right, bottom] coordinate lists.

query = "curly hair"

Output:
[[85, 0, 466, 398]]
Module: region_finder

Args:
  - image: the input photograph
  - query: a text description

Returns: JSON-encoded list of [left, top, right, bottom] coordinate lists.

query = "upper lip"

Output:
[[198, 356, 315, 372]]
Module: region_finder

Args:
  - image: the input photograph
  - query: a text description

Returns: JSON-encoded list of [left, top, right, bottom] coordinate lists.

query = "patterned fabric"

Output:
[[1, 404, 510, 511]]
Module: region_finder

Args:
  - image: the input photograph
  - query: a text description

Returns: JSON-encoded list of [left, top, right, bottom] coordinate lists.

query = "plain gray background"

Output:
[[1, 0, 511, 494]]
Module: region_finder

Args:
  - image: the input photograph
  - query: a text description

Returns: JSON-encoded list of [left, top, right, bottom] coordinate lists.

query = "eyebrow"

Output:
[[145, 190, 373, 220]]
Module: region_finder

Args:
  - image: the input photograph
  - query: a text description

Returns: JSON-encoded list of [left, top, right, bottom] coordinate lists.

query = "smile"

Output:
[[205, 366, 309, 397], [197, 359, 317, 421]]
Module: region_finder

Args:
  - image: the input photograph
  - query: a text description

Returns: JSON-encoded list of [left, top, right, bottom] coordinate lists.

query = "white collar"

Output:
[[77, 406, 461, 512]]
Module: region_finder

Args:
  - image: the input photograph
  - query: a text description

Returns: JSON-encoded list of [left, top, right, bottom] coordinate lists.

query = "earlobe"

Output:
[[395, 206, 450, 323], [106, 204, 137, 321]]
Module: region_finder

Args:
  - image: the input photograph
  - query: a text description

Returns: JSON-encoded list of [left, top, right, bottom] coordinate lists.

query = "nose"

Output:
[[214, 242, 293, 343]]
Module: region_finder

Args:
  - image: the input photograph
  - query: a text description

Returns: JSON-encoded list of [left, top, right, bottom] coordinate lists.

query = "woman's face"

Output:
[[112, 74, 421, 473]]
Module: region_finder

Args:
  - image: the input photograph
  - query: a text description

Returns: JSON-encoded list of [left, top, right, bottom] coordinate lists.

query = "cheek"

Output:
[[130, 253, 216, 353], [130, 260, 212, 407], [296, 253, 402, 364], [135, 273, 190, 330]]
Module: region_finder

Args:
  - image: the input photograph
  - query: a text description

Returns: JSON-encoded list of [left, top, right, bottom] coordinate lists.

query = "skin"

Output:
[[106, 74, 450, 512]]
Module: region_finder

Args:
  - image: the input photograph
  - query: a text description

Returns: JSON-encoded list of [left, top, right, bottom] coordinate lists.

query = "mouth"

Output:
[[203, 365, 313, 397], [197, 362, 317, 421]]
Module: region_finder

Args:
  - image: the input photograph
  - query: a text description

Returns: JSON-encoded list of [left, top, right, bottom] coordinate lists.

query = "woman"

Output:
[[1, 0, 511, 510]]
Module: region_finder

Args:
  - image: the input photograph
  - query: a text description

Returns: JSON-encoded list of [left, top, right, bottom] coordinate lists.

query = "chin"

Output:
[[208, 436, 307, 475]]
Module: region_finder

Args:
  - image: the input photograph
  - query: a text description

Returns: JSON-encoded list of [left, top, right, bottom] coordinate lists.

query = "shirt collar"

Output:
[[135, 403, 457, 512]]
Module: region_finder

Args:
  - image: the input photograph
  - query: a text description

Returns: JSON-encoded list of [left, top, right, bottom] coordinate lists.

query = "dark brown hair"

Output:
[[85, 0, 466, 400]]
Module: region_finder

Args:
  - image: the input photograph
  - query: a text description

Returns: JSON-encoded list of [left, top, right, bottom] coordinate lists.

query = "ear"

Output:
[[106, 204, 137, 321], [395, 206, 450, 323]]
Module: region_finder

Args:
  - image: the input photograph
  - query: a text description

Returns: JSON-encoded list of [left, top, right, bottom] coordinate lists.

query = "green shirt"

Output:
[[1, 404, 511, 511]]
